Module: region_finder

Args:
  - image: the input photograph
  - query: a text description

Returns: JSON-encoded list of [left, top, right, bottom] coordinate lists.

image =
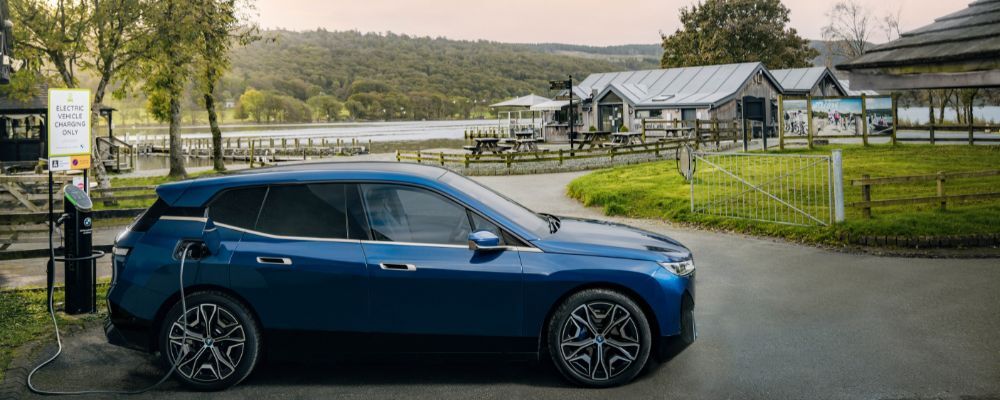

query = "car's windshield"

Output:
[[439, 172, 551, 237]]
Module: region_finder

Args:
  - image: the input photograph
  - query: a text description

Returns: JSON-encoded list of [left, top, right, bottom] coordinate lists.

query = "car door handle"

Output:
[[379, 263, 416, 271], [256, 256, 292, 265]]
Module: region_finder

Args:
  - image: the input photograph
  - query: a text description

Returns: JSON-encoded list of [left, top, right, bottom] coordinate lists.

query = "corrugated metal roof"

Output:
[[489, 94, 551, 108], [771, 67, 847, 94], [575, 62, 774, 108], [838, 0, 1000, 70]]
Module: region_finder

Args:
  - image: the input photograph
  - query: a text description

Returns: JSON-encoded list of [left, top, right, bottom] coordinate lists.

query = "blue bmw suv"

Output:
[[107, 162, 695, 390]]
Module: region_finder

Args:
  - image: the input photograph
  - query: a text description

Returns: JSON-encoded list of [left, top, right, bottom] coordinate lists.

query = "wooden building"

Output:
[[543, 62, 784, 143], [838, 0, 1000, 90], [0, 85, 116, 173], [771, 67, 847, 97]]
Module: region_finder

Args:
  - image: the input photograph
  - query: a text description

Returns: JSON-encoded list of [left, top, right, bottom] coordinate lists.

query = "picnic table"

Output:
[[576, 131, 612, 149], [462, 138, 503, 158], [609, 132, 643, 146], [662, 126, 694, 138], [510, 138, 539, 152]]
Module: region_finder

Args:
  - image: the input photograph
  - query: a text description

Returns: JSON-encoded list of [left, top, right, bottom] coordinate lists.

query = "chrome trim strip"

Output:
[[256, 256, 292, 265], [160, 216, 207, 223], [159, 216, 544, 252]]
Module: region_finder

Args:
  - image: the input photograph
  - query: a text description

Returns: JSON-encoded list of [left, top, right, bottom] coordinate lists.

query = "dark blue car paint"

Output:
[[107, 162, 694, 356]]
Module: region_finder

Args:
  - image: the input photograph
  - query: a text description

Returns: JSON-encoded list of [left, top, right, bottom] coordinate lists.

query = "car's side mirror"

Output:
[[201, 217, 222, 256], [468, 231, 503, 252]]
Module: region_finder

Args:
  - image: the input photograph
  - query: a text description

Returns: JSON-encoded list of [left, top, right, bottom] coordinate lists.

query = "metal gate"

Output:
[[689, 151, 835, 226]]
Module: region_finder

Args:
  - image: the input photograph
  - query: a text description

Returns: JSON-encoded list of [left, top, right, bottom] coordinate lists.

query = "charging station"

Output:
[[62, 184, 96, 314]]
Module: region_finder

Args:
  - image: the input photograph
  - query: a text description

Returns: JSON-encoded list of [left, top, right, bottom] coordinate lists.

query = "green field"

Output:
[[567, 145, 1000, 245]]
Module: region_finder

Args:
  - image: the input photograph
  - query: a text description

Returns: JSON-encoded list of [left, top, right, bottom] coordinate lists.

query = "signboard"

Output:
[[811, 97, 862, 136], [549, 79, 571, 90], [48, 155, 91, 171], [47, 89, 92, 157], [864, 96, 894, 135]]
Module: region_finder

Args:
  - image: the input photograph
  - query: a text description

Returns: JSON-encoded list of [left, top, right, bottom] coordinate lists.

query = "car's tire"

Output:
[[158, 291, 262, 391], [547, 289, 652, 388]]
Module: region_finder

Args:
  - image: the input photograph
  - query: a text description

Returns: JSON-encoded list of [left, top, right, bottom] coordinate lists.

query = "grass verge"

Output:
[[567, 144, 1000, 245], [0, 283, 109, 383]]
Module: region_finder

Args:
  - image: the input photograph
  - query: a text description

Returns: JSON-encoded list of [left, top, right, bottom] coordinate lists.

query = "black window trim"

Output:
[[356, 181, 537, 250], [195, 180, 540, 251]]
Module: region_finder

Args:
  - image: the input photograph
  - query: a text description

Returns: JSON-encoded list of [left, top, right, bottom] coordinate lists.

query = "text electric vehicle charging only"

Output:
[[27, 184, 212, 396]]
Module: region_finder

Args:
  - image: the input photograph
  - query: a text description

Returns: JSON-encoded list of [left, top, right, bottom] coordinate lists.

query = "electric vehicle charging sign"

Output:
[[47, 88, 92, 157]]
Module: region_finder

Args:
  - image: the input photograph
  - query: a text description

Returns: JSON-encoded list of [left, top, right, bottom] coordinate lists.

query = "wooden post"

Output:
[[439, 152, 445, 166], [641, 118, 646, 142], [890, 93, 898, 146], [713, 118, 720, 148], [464, 154, 470, 168], [558, 148, 564, 165], [929, 95, 936, 145], [416, 150, 422, 164], [806, 95, 814, 150], [860, 94, 869, 146], [861, 174, 871, 219], [249, 140, 255, 168], [693, 119, 701, 150], [968, 104, 975, 146], [395, 150, 400, 162], [505, 153, 512, 169], [937, 171, 946, 211], [777, 95, 784, 150]]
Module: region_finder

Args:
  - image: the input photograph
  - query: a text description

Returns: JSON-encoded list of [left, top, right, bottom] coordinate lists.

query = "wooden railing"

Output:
[[396, 134, 739, 169], [848, 169, 1000, 218]]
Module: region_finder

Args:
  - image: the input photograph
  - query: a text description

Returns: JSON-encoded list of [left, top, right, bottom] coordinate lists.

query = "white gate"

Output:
[[689, 151, 837, 226]]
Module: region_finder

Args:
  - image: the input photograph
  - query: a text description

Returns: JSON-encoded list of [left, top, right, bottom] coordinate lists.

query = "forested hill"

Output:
[[223, 29, 660, 105]]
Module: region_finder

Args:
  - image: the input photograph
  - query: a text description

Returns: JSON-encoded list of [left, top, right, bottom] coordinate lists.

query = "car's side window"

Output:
[[255, 183, 354, 239], [469, 211, 503, 241], [361, 184, 471, 245], [208, 187, 267, 230]]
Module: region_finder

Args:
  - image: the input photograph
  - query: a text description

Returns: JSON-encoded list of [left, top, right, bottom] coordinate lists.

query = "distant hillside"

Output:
[[220, 30, 661, 104]]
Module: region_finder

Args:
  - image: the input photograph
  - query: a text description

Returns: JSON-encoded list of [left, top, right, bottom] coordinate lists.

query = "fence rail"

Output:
[[848, 169, 1000, 218]]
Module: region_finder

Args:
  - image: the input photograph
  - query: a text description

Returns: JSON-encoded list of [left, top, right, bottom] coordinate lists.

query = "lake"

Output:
[[118, 119, 499, 143], [898, 106, 1000, 124]]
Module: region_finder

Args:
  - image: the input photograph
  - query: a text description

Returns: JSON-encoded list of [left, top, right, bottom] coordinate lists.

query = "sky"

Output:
[[253, 0, 967, 46]]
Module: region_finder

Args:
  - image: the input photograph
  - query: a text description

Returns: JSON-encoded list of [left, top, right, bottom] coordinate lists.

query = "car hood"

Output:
[[532, 217, 691, 262]]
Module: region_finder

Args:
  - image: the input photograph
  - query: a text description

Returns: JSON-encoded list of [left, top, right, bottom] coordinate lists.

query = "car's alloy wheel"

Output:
[[168, 303, 246, 382], [548, 289, 652, 387], [160, 292, 261, 391]]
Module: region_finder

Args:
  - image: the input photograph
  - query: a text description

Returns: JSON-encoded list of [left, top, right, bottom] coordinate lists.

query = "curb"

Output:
[[840, 232, 1000, 249]]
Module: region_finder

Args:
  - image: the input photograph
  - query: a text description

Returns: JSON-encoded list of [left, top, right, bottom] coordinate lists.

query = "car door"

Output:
[[359, 183, 525, 352], [227, 183, 371, 334]]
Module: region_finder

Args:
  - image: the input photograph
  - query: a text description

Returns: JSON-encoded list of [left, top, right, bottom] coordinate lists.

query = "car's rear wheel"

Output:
[[547, 289, 652, 388], [159, 291, 261, 391]]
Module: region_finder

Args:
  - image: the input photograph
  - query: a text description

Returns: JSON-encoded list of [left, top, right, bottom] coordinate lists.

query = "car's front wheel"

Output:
[[547, 289, 652, 388], [159, 291, 261, 391]]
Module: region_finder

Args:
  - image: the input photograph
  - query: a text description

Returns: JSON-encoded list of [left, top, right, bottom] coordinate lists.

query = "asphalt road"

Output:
[[7, 171, 1000, 399]]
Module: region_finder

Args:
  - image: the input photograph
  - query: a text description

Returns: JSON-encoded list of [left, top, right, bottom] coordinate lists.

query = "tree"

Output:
[[9, 0, 89, 87], [307, 94, 344, 122], [192, 0, 259, 172], [237, 87, 265, 122], [660, 0, 818, 69], [141, 0, 200, 179], [822, 1, 875, 59]]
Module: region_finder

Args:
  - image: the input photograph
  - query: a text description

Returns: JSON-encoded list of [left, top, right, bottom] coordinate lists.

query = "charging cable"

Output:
[[27, 242, 196, 396]]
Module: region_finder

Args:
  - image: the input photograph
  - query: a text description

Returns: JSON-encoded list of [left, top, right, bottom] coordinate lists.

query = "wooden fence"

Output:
[[398, 128, 740, 169], [848, 169, 1000, 218]]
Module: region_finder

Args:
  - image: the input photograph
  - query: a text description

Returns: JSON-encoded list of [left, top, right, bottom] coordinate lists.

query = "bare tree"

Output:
[[822, 0, 875, 59]]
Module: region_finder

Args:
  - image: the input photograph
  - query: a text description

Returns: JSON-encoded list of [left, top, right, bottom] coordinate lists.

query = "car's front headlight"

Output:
[[658, 259, 695, 276]]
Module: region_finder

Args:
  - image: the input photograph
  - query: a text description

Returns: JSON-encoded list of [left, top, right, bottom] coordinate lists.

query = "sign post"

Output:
[[46, 89, 92, 306]]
